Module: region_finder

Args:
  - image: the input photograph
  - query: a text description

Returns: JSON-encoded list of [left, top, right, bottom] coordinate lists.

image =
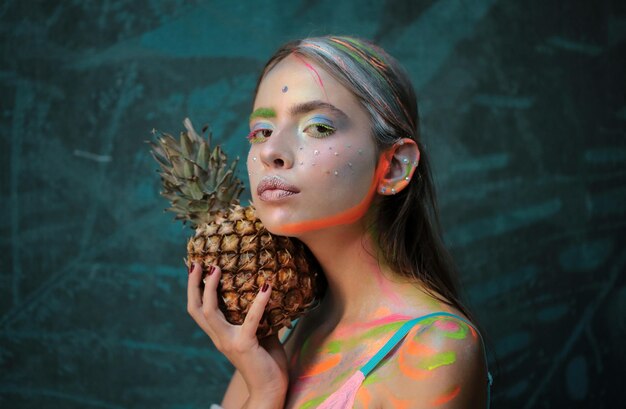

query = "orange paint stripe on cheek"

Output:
[[430, 385, 461, 406], [279, 152, 392, 234], [299, 354, 342, 377]]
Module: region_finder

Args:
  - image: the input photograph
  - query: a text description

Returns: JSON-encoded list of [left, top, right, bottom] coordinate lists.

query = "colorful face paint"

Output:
[[247, 122, 272, 144], [248, 54, 388, 236], [249, 107, 276, 121], [303, 115, 336, 138], [278, 151, 391, 234], [299, 37, 417, 136], [248, 56, 380, 237]]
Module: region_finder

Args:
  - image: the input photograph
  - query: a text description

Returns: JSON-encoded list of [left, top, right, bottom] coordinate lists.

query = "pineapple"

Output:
[[147, 118, 322, 337]]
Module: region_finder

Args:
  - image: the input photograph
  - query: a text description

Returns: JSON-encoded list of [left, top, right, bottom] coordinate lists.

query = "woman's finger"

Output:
[[240, 282, 272, 339], [187, 262, 204, 311], [201, 264, 229, 330], [201, 264, 220, 310]]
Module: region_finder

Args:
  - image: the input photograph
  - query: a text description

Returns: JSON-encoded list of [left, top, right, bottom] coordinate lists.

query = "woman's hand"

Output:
[[187, 262, 289, 405]]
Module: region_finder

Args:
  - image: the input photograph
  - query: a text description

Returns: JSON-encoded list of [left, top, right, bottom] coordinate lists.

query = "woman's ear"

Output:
[[377, 138, 420, 195]]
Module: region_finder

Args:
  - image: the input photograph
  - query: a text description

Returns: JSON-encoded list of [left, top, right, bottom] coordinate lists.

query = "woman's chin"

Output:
[[257, 214, 316, 238]]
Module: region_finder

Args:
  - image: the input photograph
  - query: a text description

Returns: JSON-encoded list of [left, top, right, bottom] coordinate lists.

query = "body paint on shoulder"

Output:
[[434, 318, 471, 340], [430, 384, 461, 406], [331, 319, 407, 351], [418, 351, 457, 371], [385, 393, 413, 409], [355, 385, 374, 409], [299, 353, 343, 378], [362, 371, 382, 386], [334, 313, 412, 338]]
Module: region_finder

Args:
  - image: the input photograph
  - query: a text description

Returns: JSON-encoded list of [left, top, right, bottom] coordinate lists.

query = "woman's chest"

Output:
[[283, 326, 401, 409]]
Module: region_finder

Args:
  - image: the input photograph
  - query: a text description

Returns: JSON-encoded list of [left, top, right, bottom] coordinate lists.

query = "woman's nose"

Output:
[[259, 129, 294, 169]]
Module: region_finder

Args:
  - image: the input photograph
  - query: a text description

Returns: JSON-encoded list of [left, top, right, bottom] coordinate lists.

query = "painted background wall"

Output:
[[1, 1, 624, 408]]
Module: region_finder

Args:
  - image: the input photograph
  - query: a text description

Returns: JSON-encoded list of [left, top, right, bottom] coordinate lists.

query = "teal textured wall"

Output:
[[1, 1, 625, 408]]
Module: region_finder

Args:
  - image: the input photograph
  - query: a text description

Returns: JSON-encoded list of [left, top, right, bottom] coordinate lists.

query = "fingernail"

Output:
[[207, 266, 215, 276], [262, 283, 269, 292]]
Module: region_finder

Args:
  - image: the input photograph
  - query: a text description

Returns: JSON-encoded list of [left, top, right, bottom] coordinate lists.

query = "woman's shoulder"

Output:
[[376, 308, 490, 408]]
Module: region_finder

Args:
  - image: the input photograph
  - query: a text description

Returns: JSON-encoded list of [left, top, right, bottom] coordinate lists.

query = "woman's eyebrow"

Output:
[[290, 100, 348, 120], [249, 100, 348, 122], [249, 107, 276, 121]]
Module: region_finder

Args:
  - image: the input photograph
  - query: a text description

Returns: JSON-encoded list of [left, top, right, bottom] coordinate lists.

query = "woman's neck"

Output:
[[298, 222, 422, 330]]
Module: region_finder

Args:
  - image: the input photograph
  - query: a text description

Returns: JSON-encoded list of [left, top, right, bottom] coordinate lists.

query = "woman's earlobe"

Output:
[[377, 138, 420, 195]]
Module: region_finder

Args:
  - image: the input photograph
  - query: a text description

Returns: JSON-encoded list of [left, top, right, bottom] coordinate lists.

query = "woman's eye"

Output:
[[305, 123, 335, 138], [247, 128, 272, 144]]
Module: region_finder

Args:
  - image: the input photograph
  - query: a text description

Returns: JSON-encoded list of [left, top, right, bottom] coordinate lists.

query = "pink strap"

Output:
[[316, 370, 366, 409]]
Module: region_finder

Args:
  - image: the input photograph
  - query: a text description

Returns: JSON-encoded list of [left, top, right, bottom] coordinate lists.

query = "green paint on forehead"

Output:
[[418, 351, 457, 371], [249, 107, 276, 121]]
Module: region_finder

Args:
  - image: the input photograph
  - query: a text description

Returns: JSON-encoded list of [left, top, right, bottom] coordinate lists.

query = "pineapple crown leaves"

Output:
[[146, 117, 245, 229]]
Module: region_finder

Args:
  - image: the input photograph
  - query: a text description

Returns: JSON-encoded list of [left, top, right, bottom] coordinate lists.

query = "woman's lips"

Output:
[[257, 176, 300, 202]]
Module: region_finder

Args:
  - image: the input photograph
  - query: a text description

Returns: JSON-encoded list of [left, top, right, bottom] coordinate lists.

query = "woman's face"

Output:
[[247, 54, 379, 236]]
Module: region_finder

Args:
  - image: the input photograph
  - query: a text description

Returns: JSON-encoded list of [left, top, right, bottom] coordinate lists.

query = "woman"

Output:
[[187, 35, 492, 409]]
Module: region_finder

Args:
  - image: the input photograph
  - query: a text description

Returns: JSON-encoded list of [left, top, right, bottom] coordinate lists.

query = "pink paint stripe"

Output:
[[292, 53, 330, 102], [334, 313, 414, 337]]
